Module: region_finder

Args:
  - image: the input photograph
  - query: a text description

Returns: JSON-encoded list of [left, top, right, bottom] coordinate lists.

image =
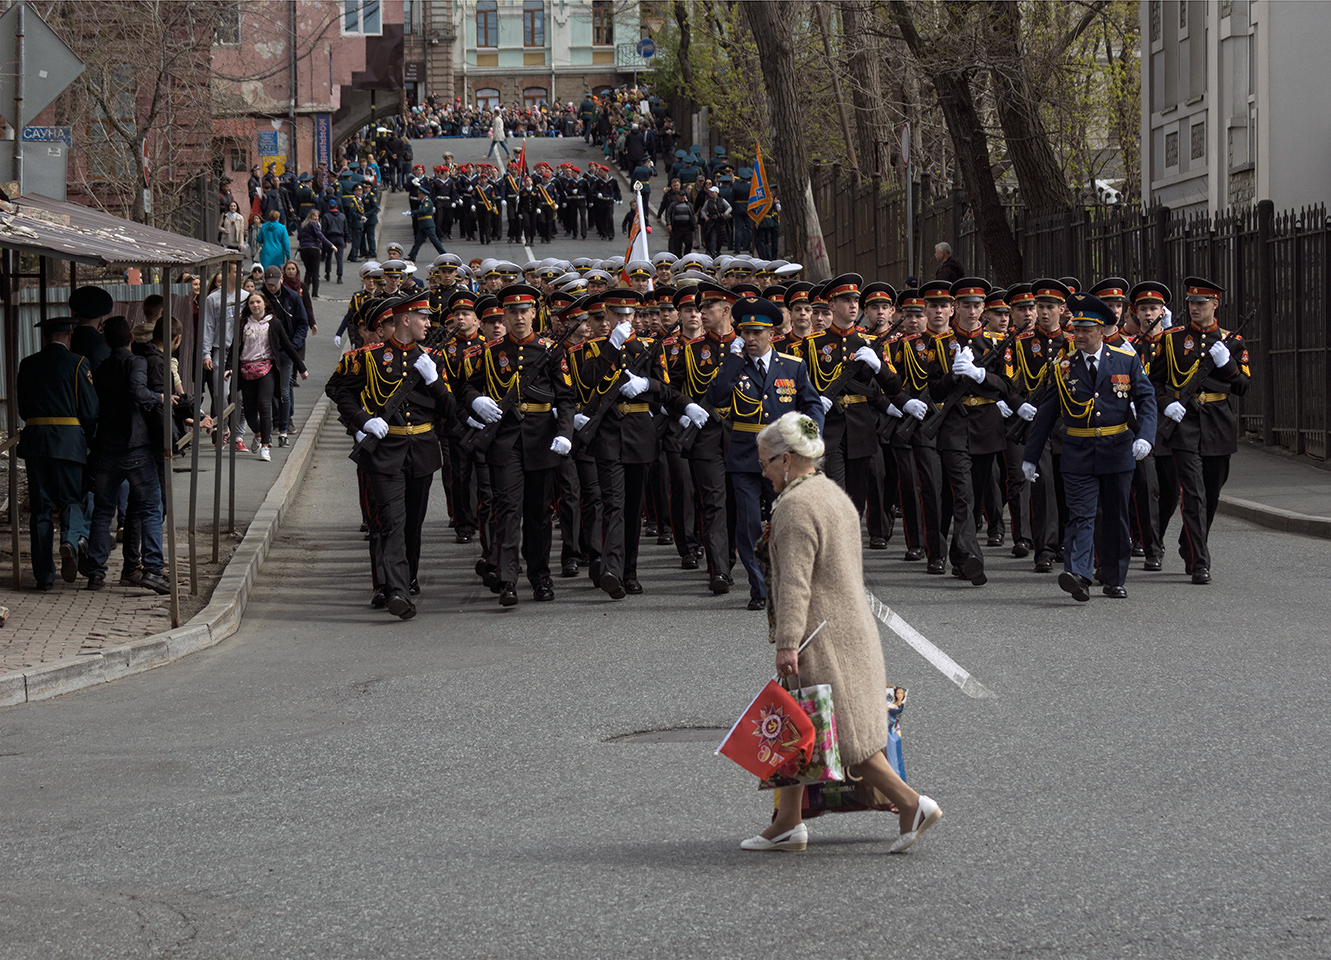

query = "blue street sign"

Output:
[[21, 126, 71, 145], [636, 39, 655, 58]]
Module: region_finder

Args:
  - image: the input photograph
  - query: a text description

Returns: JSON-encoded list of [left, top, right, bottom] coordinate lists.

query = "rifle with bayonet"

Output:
[[1155, 310, 1253, 445], [905, 317, 1032, 444], [459, 319, 581, 455], [348, 319, 457, 466], [574, 319, 681, 452]]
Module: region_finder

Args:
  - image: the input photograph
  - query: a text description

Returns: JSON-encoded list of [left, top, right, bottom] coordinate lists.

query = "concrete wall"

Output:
[[1261, 2, 1331, 211]]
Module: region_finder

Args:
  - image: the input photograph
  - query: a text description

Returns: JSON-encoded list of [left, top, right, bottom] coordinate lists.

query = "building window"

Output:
[[404, 0, 413, 34], [1191, 121, 1205, 160], [1179, 0, 1187, 29], [230, 147, 247, 172], [593, 0, 614, 46], [1150, 0, 1161, 43], [215, 1, 240, 45], [344, 0, 381, 35], [524, 0, 545, 46], [476, 87, 500, 111], [1165, 130, 1179, 167], [477, 0, 498, 47], [524, 86, 548, 107]]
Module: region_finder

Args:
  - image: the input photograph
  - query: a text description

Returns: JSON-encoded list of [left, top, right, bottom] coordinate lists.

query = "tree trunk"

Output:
[[744, 0, 832, 277], [841, 0, 891, 176], [888, 0, 1023, 284], [986, 1, 1076, 213], [671, 1, 700, 135], [813, 2, 858, 174]]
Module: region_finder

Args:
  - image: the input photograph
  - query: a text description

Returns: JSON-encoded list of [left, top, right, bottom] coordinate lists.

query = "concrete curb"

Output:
[[0, 396, 334, 707], [1216, 494, 1331, 539]]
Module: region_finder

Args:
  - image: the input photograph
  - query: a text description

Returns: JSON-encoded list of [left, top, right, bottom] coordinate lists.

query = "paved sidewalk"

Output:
[[1, 298, 344, 677], [1219, 442, 1331, 536]]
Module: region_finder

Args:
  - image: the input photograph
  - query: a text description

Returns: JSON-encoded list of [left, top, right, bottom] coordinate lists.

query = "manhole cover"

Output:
[[606, 726, 728, 744]]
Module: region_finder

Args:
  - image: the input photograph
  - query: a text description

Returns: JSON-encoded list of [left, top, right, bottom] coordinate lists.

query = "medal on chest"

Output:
[[774, 377, 795, 401], [499, 354, 510, 369], [1183, 336, 1195, 353], [700, 348, 711, 361], [1031, 340, 1042, 356], [382, 349, 393, 365], [1111, 373, 1131, 398]]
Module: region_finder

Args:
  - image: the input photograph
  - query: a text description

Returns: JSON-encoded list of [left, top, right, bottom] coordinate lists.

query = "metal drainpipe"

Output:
[[289, 0, 298, 172], [12, 0, 25, 191]]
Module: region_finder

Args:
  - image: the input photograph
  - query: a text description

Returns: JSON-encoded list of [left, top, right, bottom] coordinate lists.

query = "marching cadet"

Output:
[[799, 273, 906, 547], [1149, 276, 1249, 584], [677, 280, 741, 594], [626, 260, 655, 295], [473, 170, 500, 245], [861, 281, 900, 547], [706, 296, 823, 610], [1090, 277, 1132, 349], [883, 291, 937, 567], [1022, 293, 1157, 601], [663, 286, 705, 570], [575, 289, 677, 599], [925, 277, 1011, 586], [336, 262, 380, 349], [460, 284, 576, 606], [329, 294, 454, 619], [18, 316, 99, 588], [439, 288, 488, 545], [1125, 280, 1175, 570], [468, 295, 506, 581], [407, 182, 446, 261], [556, 296, 603, 579], [1003, 283, 1043, 562], [1014, 278, 1074, 570], [785, 282, 815, 342]]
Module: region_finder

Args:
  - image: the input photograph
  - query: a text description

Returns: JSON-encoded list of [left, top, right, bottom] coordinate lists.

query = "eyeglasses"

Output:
[[759, 452, 785, 468]]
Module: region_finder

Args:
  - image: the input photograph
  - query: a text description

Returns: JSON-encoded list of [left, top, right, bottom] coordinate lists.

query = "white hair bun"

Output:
[[776, 411, 825, 460]]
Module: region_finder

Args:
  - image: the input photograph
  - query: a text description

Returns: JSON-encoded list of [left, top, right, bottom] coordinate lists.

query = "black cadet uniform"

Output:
[[330, 295, 453, 618], [1127, 280, 1175, 570], [1149, 276, 1249, 583], [886, 292, 944, 570], [459, 284, 576, 605]]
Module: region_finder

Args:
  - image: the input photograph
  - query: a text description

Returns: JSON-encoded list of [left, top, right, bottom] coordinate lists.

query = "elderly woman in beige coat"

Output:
[[741, 411, 942, 853]]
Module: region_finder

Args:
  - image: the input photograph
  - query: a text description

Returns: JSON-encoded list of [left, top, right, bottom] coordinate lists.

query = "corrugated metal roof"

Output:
[[0, 193, 239, 267]]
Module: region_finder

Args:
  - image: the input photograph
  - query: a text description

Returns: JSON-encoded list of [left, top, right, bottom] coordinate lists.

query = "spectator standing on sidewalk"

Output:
[[220, 200, 247, 252], [18, 316, 99, 589], [486, 107, 511, 164], [933, 242, 964, 283], [237, 292, 308, 463], [85, 316, 170, 595]]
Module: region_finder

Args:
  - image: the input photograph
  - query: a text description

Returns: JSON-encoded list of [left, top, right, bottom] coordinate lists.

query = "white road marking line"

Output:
[[865, 589, 994, 699], [524, 244, 536, 262]]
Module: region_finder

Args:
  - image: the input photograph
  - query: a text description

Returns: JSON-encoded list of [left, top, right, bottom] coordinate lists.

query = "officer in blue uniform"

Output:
[[1022, 294, 1157, 601], [707, 296, 824, 609], [17, 316, 99, 588]]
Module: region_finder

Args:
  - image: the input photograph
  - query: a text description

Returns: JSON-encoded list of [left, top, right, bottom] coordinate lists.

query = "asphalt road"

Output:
[[3, 407, 1329, 959]]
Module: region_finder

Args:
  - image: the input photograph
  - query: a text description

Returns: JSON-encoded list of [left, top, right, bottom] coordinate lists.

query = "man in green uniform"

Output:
[[18, 317, 99, 588]]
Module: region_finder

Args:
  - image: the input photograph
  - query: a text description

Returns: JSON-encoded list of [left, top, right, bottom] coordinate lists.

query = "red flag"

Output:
[[515, 141, 527, 176], [716, 680, 816, 779]]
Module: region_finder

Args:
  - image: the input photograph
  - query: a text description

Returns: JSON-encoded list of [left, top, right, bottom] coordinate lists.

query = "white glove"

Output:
[[413, 352, 438, 385], [1018, 402, 1037, 421], [550, 436, 572, 456], [1164, 401, 1186, 422], [730, 335, 745, 356], [684, 402, 709, 428], [903, 398, 928, 420], [854, 345, 881, 373], [953, 353, 985, 383], [886, 404, 902, 419], [619, 372, 650, 398], [609, 320, 633, 349], [819, 395, 834, 414], [465, 417, 485, 430], [471, 395, 503, 423], [1209, 339, 1231, 367], [1022, 461, 1038, 483], [997, 400, 1013, 418], [354, 430, 366, 443], [1132, 439, 1152, 461], [334, 335, 342, 348], [573, 413, 590, 429], [363, 417, 388, 439], [678, 414, 692, 430]]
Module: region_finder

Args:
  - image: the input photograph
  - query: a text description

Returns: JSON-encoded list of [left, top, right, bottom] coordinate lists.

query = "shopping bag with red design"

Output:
[[715, 680, 817, 779]]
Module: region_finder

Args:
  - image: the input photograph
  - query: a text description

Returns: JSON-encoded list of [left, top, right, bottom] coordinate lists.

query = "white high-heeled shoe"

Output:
[[888, 794, 942, 853], [740, 822, 808, 852]]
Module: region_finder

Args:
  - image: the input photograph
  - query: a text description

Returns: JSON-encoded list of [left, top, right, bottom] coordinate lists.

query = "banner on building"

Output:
[[315, 113, 332, 168]]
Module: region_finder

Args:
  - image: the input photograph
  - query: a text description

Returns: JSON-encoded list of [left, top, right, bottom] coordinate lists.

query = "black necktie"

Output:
[[756, 358, 767, 383], [1086, 354, 1096, 382]]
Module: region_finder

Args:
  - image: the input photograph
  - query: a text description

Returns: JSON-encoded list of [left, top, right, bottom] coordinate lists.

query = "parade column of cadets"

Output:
[[323, 227, 1247, 615]]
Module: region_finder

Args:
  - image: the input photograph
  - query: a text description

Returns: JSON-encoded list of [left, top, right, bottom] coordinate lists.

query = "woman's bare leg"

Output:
[[760, 785, 806, 838], [854, 752, 922, 834]]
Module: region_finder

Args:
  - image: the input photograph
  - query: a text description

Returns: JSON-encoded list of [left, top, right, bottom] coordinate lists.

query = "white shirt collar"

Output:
[[752, 348, 774, 367], [1081, 345, 1104, 365]]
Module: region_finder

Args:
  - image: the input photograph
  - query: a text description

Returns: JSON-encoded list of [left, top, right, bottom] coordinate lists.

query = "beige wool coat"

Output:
[[768, 473, 888, 766]]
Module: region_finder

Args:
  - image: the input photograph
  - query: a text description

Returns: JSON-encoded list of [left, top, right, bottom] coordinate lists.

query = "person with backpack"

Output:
[[666, 192, 697, 257]]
